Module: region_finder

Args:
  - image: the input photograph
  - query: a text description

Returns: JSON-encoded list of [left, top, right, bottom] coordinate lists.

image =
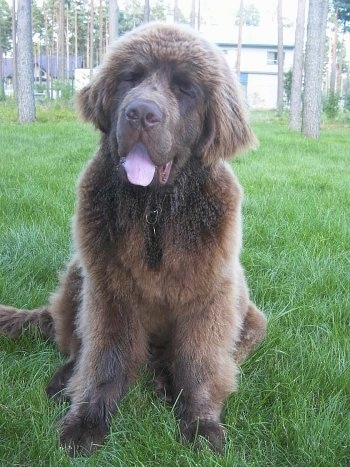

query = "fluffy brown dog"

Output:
[[0, 23, 266, 455]]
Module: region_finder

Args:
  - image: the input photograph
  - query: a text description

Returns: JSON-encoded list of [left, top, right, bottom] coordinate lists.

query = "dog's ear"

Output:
[[76, 33, 132, 133], [76, 77, 112, 133], [200, 61, 258, 164]]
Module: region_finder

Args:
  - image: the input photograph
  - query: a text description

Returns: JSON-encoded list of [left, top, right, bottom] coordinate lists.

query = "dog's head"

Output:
[[78, 23, 257, 187]]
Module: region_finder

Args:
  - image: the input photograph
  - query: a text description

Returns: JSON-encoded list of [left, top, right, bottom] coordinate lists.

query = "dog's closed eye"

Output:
[[120, 70, 146, 87], [172, 76, 198, 99]]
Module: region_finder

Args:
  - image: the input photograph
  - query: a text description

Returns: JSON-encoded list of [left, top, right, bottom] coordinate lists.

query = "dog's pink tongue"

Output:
[[123, 144, 156, 186]]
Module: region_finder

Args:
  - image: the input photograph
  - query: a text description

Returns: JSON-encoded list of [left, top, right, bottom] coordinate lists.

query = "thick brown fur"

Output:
[[0, 23, 266, 455]]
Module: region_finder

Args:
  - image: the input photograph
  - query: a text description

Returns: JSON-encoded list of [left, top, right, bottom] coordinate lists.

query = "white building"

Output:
[[201, 26, 295, 109]]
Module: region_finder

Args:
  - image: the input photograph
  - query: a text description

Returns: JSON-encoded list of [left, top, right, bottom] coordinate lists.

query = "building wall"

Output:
[[246, 73, 279, 109], [240, 47, 294, 74], [220, 45, 294, 109]]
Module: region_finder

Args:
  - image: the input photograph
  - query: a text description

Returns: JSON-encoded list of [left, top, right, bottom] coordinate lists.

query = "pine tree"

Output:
[[289, 0, 306, 131], [17, 0, 36, 123], [301, 0, 329, 138], [276, 0, 284, 116]]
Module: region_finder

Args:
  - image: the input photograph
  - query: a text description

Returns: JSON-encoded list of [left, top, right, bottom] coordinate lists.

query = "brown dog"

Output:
[[0, 23, 266, 455]]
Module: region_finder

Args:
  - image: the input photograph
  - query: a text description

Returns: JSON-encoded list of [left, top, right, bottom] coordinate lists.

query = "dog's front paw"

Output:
[[180, 418, 225, 453], [58, 411, 108, 456], [46, 361, 75, 403]]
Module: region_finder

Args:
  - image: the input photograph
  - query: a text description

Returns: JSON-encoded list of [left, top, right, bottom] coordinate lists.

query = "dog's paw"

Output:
[[58, 411, 108, 456], [180, 418, 225, 453], [46, 382, 69, 404], [46, 361, 75, 403], [152, 374, 173, 404]]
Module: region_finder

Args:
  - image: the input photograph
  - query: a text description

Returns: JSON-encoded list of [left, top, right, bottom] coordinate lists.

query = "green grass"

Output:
[[0, 108, 349, 466]]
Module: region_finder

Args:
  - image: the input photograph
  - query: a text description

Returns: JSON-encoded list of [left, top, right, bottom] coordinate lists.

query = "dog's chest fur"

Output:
[[80, 152, 224, 267], [76, 150, 233, 312], [117, 168, 223, 269]]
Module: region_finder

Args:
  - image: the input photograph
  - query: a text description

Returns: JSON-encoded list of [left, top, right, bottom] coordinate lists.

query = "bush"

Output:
[[51, 79, 74, 101], [343, 93, 350, 113], [284, 69, 292, 105], [323, 92, 340, 119]]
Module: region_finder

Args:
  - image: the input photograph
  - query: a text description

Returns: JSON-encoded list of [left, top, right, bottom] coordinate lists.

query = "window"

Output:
[[267, 50, 285, 65], [240, 72, 248, 86], [267, 51, 278, 65]]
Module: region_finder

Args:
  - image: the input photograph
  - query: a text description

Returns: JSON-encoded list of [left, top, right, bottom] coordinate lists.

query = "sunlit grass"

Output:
[[0, 109, 349, 465]]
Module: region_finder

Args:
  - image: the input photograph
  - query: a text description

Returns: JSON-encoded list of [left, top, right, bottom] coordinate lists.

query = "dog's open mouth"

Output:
[[122, 143, 173, 187]]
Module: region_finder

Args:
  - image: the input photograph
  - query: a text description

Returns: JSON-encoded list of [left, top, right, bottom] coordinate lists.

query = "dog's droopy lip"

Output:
[[157, 160, 173, 185], [121, 143, 173, 186]]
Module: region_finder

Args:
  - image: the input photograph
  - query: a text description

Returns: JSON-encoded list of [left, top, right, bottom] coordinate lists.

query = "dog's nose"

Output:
[[125, 100, 162, 129]]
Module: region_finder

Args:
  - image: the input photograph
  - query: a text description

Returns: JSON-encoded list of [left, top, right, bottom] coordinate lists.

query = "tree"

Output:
[[99, 0, 104, 60], [144, 0, 150, 22], [58, 0, 65, 79], [12, 0, 17, 97], [329, 0, 350, 94], [17, 0, 35, 123], [32, 1, 44, 38], [197, 0, 201, 30], [0, 24, 3, 100], [118, 0, 143, 34], [89, 0, 94, 75], [235, 0, 244, 75], [109, 0, 119, 43], [190, 0, 195, 27], [289, 0, 306, 131], [329, 5, 340, 95], [336, 0, 350, 30], [235, 3, 260, 26], [0, 0, 12, 100], [118, 1, 143, 34], [174, 0, 179, 22], [301, 0, 329, 138], [276, 0, 284, 116], [284, 69, 292, 104], [0, 0, 12, 51], [150, 0, 167, 22], [32, 1, 44, 72]]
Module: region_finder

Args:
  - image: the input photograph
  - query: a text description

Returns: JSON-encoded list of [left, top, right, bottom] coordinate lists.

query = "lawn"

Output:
[[0, 106, 349, 466]]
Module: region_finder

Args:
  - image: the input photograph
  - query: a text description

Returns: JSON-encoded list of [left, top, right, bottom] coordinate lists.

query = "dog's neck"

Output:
[[143, 192, 168, 269], [101, 147, 216, 268]]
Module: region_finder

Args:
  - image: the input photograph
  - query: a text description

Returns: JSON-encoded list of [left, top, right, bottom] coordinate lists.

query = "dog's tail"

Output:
[[0, 304, 54, 340]]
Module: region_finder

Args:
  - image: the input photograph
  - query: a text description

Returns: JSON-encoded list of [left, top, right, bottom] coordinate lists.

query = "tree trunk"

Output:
[[66, 5, 70, 81], [144, 0, 150, 23], [0, 20, 4, 100], [44, 7, 50, 99], [289, 0, 306, 131], [99, 0, 103, 62], [75, 6, 78, 68], [174, 0, 179, 23], [89, 0, 94, 78], [17, 0, 35, 123], [197, 0, 201, 31], [109, 0, 119, 45], [301, 0, 329, 138], [329, 9, 338, 94], [336, 36, 344, 94], [236, 0, 244, 76], [276, 0, 284, 116], [12, 0, 17, 97], [190, 0, 195, 28], [58, 0, 65, 79]]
